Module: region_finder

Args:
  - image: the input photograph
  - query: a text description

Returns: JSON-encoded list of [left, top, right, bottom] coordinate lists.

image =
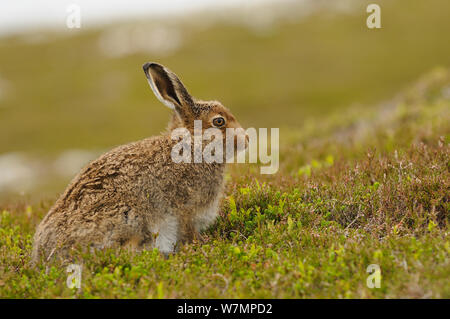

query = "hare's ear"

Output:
[[143, 62, 194, 116]]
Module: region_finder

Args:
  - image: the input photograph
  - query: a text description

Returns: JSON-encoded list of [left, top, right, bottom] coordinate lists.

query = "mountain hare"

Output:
[[32, 62, 248, 263]]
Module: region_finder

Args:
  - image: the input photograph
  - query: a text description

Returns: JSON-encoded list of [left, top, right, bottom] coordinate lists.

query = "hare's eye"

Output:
[[212, 117, 225, 127]]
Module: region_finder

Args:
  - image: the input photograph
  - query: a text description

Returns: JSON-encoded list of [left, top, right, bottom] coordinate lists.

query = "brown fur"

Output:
[[32, 63, 246, 264]]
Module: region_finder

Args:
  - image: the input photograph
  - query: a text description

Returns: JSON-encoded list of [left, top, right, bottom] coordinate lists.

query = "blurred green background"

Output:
[[0, 0, 449, 199]]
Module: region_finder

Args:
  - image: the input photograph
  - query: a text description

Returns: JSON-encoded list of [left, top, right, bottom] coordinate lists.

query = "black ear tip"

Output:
[[143, 62, 163, 73], [142, 62, 153, 72]]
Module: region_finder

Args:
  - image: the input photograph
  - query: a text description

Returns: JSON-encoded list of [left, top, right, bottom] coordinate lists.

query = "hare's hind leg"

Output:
[[176, 214, 201, 248]]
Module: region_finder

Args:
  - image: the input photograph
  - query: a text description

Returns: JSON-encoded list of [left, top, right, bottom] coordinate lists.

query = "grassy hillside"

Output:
[[1, 69, 448, 298]]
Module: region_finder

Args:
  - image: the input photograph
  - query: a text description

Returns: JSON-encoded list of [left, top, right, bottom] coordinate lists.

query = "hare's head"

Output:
[[143, 62, 248, 151]]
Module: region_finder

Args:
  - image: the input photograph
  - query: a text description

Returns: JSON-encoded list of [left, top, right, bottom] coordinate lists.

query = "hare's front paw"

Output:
[[151, 215, 179, 254]]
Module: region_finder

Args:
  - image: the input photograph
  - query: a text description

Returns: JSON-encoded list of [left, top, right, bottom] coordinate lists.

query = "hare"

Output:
[[32, 62, 248, 264]]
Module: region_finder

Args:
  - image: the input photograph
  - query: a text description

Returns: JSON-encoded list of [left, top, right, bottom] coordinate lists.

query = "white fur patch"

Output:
[[152, 215, 178, 253], [194, 196, 221, 232]]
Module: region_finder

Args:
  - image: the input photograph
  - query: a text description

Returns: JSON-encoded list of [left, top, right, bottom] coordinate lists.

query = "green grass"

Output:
[[0, 68, 448, 298]]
